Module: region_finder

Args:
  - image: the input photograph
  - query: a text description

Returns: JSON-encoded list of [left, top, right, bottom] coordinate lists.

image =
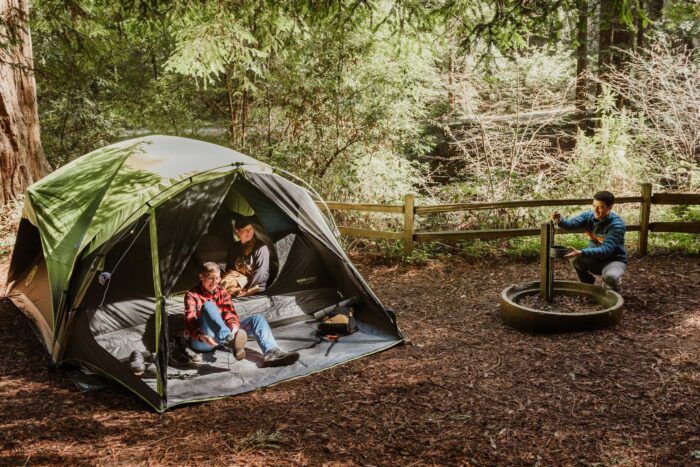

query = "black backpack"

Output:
[[317, 305, 358, 336]]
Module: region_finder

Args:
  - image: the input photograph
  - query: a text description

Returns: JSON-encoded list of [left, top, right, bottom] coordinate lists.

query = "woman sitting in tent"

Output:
[[185, 262, 299, 367], [220, 215, 276, 297]]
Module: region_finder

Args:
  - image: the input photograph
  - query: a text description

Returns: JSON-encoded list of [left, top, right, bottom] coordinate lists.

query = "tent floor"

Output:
[[137, 319, 401, 407], [94, 288, 344, 362]]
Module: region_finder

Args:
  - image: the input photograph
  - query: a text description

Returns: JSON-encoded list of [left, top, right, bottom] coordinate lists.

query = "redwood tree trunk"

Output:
[[596, 0, 635, 104], [575, 0, 589, 130], [0, 0, 50, 205]]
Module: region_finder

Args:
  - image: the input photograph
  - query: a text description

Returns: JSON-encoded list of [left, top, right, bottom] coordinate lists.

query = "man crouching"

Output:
[[552, 191, 627, 292], [184, 262, 299, 367]]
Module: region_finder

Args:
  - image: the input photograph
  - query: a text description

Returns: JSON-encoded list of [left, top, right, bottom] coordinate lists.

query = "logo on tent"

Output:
[[25, 265, 38, 287], [296, 276, 317, 285]]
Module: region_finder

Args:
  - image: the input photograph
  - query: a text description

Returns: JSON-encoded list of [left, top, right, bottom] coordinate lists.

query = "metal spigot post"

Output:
[[540, 221, 554, 302]]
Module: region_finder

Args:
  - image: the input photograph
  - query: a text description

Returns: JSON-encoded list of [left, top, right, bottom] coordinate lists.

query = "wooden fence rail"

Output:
[[317, 183, 700, 256]]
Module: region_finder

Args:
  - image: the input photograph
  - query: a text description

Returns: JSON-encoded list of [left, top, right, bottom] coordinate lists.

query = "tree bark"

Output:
[[575, 0, 589, 130], [636, 0, 645, 51], [0, 0, 50, 205], [596, 0, 635, 103], [225, 70, 238, 147], [648, 0, 663, 21], [447, 40, 456, 113]]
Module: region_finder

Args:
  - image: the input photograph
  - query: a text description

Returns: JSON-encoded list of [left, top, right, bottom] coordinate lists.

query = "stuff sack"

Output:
[[317, 305, 358, 336]]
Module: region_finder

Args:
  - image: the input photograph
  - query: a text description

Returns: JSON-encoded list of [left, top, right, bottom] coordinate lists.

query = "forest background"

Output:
[[2, 0, 699, 258]]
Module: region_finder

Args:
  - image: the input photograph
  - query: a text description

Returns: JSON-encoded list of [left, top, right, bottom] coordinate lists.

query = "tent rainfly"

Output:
[[5, 135, 403, 410]]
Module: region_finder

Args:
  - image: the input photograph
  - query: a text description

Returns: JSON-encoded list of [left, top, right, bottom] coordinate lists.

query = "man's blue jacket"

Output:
[[558, 211, 627, 263]]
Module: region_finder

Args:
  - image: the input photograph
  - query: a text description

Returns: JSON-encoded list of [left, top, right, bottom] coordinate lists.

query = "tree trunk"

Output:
[[596, 0, 635, 103], [575, 0, 589, 131], [447, 40, 456, 113], [637, 0, 665, 51], [225, 70, 238, 147], [636, 0, 645, 51], [648, 0, 663, 21], [0, 0, 50, 205], [240, 87, 248, 148], [596, 0, 613, 99]]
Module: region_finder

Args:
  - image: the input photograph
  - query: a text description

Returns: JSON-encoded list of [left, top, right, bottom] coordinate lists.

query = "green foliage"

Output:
[[650, 233, 700, 254], [457, 46, 574, 115], [39, 95, 125, 167], [663, 0, 700, 42], [456, 239, 505, 258], [25, 0, 699, 260], [31, 0, 184, 165], [434, 0, 574, 55], [129, 74, 208, 135], [565, 87, 647, 196], [212, 6, 443, 201], [581, 47, 699, 193], [164, 3, 264, 86], [649, 205, 700, 254], [331, 150, 426, 204], [671, 205, 700, 223]]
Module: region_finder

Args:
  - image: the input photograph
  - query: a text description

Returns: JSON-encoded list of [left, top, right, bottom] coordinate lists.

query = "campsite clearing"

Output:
[[1, 251, 699, 465]]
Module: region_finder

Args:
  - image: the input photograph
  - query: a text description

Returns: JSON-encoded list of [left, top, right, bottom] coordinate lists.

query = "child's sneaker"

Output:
[[225, 329, 248, 361], [262, 348, 300, 367]]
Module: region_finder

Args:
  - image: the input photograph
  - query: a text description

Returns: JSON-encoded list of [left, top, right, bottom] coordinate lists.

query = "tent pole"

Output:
[[148, 210, 167, 399]]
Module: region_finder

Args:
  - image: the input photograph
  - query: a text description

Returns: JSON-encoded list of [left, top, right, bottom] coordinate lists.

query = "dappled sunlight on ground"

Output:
[[679, 312, 700, 334]]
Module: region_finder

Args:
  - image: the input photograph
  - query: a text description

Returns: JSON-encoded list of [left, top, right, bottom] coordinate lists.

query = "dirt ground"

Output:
[[1, 251, 699, 466]]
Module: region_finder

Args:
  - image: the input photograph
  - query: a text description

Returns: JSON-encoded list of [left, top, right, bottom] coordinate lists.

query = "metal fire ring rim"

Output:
[[499, 280, 624, 333], [501, 280, 623, 316]]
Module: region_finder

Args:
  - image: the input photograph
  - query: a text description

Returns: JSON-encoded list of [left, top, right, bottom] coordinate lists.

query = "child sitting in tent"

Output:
[[184, 262, 299, 367]]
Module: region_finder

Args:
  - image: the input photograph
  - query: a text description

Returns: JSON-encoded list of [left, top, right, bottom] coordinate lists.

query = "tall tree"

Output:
[[0, 0, 50, 205], [638, 0, 664, 49], [596, 0, 635, 101], [575, 0, 589, 130]]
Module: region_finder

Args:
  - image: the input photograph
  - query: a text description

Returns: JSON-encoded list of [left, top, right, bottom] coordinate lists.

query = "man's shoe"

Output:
[[128, 350, 146, 376], [262, 348, 300, 368], [601, 277, 622, 293], [225, 329, 248, 361]]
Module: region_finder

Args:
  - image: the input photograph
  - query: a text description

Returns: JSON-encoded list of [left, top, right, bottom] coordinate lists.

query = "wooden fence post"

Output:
[[403, 193, 415, 256], [638, 182, 652, 256]]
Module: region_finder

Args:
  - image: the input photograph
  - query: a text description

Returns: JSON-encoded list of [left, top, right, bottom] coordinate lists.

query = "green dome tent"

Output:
[[5, 135, 402, 410]]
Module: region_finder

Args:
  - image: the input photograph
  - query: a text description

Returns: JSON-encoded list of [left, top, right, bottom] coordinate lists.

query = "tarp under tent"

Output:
[[5, 135, 403, 410]]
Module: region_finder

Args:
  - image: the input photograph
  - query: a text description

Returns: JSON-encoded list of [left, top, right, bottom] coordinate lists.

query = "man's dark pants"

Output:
[[569, 256, 627, 291]]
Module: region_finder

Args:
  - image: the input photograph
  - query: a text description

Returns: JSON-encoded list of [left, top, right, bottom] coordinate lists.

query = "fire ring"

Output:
[[500, 280, 624, 333]]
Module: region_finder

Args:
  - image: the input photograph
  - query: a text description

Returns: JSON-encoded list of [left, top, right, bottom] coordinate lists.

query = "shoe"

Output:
[[225, 329, 248, 361], [603, 278, 622, 293], [128, 350, 146, 376], [262, 348, 300, 368], [175, 336, 203, 363], [170, 336, 203, 365], [185, 348, 203, 363]]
